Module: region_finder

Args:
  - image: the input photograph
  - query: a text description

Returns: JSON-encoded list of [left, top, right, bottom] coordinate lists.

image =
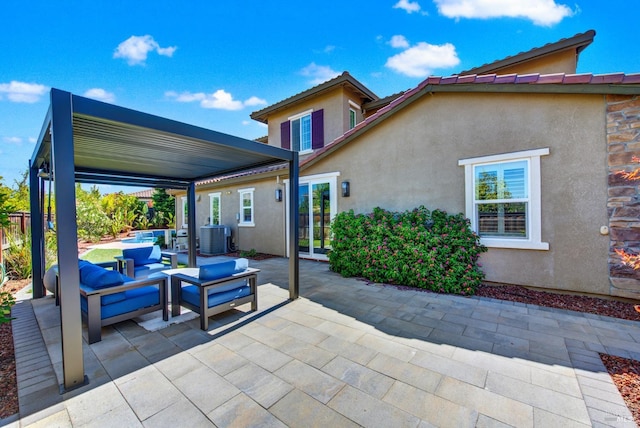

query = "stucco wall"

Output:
[[176, 176, 287, 256], [267, 86, 366, 150], [481, 50, 578, 76], [304, 92, 610, 295]]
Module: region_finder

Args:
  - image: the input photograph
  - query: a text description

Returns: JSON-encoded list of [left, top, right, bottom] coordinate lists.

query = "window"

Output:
[[459, 148, 549, 250], [290, 110, 312, 152], [238, 188, 255, 227], [348, 100, 360, 130], [280, 109, 324, 151], [181, 197, 188, 228], [349, 108, 356, 129], [209, 192, 221, 225]]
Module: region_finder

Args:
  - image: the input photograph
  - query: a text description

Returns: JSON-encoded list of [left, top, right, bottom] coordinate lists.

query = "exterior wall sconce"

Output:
[[341, 181, 350, 197], [275, 188, 283, 202]]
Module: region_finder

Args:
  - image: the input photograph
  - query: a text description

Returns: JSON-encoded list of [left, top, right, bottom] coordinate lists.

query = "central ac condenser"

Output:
[[200, 225, 230, 255]]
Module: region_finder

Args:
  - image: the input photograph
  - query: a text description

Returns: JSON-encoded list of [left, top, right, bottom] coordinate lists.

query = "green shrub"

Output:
[[329, 206, 487, 295], [0, 291, 15, 324], [5, 231, 32, 280]]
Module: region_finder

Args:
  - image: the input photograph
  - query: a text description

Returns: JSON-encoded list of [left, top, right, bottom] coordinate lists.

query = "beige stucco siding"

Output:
[[481, 50, 578, 76], [267, 87, 364, 150], [176, 176, 287, 256], [304, 92, 610, 294]]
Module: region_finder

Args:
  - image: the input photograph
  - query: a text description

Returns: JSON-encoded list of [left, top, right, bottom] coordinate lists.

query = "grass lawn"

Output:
[[80, 248, 122, 264]]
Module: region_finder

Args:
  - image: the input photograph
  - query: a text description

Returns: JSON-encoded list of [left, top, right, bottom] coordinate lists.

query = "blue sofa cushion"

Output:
[[181, 282, 250, 309], [99, 277, 135, 306], [123, 245, 162, 266], [81, 285, 160, 319], [134, 263, 166, 275], [79, 263, 124, 290], [199, 258, 249, 281]]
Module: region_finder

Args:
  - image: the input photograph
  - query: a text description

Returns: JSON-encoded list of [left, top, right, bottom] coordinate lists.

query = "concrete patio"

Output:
[[4, 257, 640, 427]]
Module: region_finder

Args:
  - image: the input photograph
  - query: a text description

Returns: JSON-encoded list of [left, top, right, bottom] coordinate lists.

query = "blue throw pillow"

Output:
[[198, 258, 249, 280], [122, 246, 153, 265], [79, 263, 124, 289]]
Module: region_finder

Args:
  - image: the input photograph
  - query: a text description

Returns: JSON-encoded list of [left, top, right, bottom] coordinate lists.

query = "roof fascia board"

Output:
[[70, 93, 294, 162], [250, 73, 378, 123], [422, 83, 640, 95]]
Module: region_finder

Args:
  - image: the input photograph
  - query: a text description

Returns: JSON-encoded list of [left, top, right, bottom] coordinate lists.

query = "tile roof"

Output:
[[459, 30, 596, 76], [196, 163, 287, 186], [250, 71, 378, 123], [196, 70, 640, 187], [300, 71, 640, 169], [127, 189, 154, 198]]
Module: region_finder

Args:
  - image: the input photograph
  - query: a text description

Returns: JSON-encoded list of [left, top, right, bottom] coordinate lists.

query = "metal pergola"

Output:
[[29, 88, 299, 391]]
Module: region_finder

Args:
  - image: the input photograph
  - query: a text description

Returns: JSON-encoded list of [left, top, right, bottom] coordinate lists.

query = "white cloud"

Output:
[[244, 96, 267, 107], [0, 81, 47, 103], [83, 88, 115, 103], [113, 35, 177, 65], [386, 42, 460, 77], [390, 35, 410, 49], [393, 0, 422, 13], [434, 0, 574, 26], [165, 89, 265, 111], [300, 62, 341, 85], [3, 136, 23, 145], [28, 137, 36, 144]]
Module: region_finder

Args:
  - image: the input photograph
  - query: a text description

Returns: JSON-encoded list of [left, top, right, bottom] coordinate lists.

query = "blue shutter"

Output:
[[280, 121, 290, 149], [311, 109, 324, 149]]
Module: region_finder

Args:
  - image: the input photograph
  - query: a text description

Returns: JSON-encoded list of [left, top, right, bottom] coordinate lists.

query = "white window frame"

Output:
[[288, 109, 313, 154], [348, 100, 360, 130], [459, 148, 549, 250], [208, 192, 221, 225], [181, 197, 188, 229], [238, 188, 255, 227]]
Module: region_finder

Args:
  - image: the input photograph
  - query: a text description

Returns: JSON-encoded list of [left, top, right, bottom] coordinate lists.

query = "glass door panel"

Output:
[[312, 182, 331, 255], [298, 184, 310, 253]]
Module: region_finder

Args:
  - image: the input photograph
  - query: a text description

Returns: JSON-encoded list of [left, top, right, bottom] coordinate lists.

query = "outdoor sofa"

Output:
[[116, 245, 178, 279], [170, 258, 259, 330], [77, 260, 168, 343]]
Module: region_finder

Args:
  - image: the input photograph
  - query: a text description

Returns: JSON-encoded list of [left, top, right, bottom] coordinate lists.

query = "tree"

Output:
[[151, 189, 175, 228], [7, 169, 30, 212], [0, 177, 15, 229]]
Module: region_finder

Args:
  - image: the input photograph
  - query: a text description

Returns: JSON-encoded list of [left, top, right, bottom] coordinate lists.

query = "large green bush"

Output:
[[329, 206, 486, 295]]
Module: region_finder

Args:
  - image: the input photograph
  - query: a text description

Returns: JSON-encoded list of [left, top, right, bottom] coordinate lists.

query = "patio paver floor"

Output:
[[3, 257, 639, 427]]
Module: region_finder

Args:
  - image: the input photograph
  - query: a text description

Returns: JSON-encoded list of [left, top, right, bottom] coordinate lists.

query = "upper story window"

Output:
[[349, 100, 360, 130], [459, 148, 549, 250], [280, 109, 324, 152], [291, 111, 312, 152]]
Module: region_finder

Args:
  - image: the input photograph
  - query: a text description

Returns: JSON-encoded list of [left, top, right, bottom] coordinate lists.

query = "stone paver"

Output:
[[7, 257, 640, 427]]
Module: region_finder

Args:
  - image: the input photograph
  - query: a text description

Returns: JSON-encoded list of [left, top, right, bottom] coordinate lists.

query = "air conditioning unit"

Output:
[[200, 225, 230, 255]]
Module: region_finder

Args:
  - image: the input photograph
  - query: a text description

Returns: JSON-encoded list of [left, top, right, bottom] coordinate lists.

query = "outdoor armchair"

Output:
[[116, 245, 178, 279], [77, 260, 168, 343], [170, 258, 259, 330]]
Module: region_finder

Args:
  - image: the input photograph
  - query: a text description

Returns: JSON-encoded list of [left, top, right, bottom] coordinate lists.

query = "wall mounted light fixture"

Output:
[[275, 188, 283, 202], [341, 181, 350, 197]]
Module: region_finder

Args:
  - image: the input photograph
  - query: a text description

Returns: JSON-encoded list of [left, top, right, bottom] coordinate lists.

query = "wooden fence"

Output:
[[1, 212, 31, 263]]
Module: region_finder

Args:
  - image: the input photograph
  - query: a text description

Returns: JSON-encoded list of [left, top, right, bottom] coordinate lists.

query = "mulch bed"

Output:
[[600, 354, 640, 425]]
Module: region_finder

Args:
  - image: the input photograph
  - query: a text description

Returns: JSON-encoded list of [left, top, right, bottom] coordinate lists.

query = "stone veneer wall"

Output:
[[607, 94, 640, 298]]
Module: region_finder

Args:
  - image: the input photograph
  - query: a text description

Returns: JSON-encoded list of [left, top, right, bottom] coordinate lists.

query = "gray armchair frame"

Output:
[[171, 268, 259, 330], [80, 275, 168, 344]]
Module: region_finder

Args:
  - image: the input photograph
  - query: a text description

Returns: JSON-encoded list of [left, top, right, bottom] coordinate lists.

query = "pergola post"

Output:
[[187, 182, 197, 268], [29, 159, 45, 298], [51, 89, 86, 390], [288, 152, 299, 300]]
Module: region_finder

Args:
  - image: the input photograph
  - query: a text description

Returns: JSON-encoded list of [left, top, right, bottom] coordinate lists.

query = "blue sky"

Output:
[[1, 0, 639, 194]]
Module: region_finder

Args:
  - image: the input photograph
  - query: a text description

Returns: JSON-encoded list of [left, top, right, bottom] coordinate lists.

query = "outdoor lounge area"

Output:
[[6, 257, 640, 426]]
